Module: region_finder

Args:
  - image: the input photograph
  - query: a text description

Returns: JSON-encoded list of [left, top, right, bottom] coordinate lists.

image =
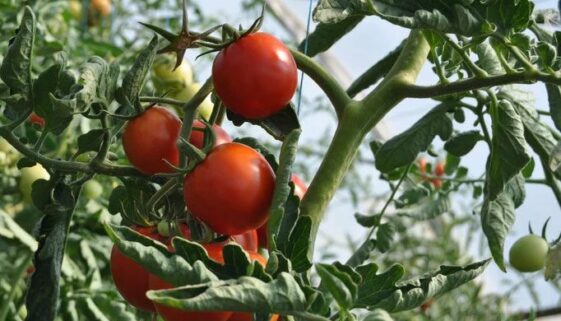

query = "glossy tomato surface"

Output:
[[231, 229, 259, 252], [257, 175, 307, 248], [212, 32, 297, 119], [184, 143, 275, 235], [123, 106, 181, 175], [189, 120, 232, 149], [509, 235, 549, 272], [110, 226, 161, 312], [149, 242, 231, 321]]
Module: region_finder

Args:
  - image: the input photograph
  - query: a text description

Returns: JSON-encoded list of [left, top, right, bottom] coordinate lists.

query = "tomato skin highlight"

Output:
[[110, 226, 161, 312], [149, 243, 232, 321], [509, 235, 549, 272], [184, 143, 275, 235], [212, 32, 298, 119], [189, 120, 232, 149], [123, 106, 181, 175]]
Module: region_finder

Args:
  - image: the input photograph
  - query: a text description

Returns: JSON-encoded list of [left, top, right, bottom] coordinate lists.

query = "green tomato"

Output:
[[19, 164, 50, 203], [152, 54, 193, 93], [509, 235, 549, 272], [157, 220, 170, 237], [169, 82, 214, 120], [83, 180, 103, 199], [69, 0, 83, 20]]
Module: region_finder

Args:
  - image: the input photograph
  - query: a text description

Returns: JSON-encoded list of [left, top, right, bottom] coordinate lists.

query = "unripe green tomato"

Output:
[[19, 164, 50, 203], [69, 0, 82, 20], [170, 82, 214, 120], [83, 180, 103, 199], [157, 220, 170, 237], [152, 55, 193, 93], [509, 235, 549, 272]]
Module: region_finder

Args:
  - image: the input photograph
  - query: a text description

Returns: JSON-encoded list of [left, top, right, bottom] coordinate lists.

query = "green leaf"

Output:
[[0, 209, 37, 251], [545, 84, 561, 132], [480, 176, 523, 271], [346, 41, 404, 98], [116, 36, 159, 109], [75, 57, 120, 111], [375, 223, 395, 253], [486, 100, 530, 202], [444, 130, 483, 157], [312, 0, 375, 24], [107, 178, 157, 225], [476, 41, 505, 75], [0, 6, 35, 97], [364, 309, 394, 321], [536, 41, 557, 68], [346, 239, 377, 268], [299, 16, 364, 57], [227, 104, 301, 141], [375, 102, 453, 173], [358, 260, 490, 312], [76, 129, 106, 156], [25, 180, 80, 321], [354, 213, 382, 228], [395, 194, 450, 221], [147, 273, 309, 315], [277, 216, 313, 273], [316, 264, 358, 309]]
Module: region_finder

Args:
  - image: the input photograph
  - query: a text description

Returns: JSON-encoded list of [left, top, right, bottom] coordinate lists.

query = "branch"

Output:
[[290, 48, 351, 118], [0, 127, 143, 177], [403, 71, 561, 98]]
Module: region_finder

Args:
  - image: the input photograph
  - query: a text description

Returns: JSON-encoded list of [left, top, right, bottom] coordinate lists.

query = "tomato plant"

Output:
[[212, 32, 298, 119], [3, 1, 561, 321], [184, 143, 275, 235]]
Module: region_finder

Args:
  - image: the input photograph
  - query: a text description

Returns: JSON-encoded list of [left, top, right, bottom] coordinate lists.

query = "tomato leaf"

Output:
[[76, 129, 106, 156], [444, 130, 483, 157], [375, 102, 453, 173], [545, 84, 561, 132], [363, 309, 394, 321], [227, 104, 301, 141], [354, 213, 382, 228], [299, 16, 364, 57], [75, 57, 120, 112], [395, 194, 451, 221], [356, 260, 490, 312], [375, 223, 395, 253], [0, 6, 35, 120], [316, 264, 358, 310], [107, 178, 157, 226], [116, 36, 159, 110]]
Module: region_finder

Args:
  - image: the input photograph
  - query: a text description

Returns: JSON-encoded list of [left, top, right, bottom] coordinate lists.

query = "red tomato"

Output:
[[29, 113, 45, 127], [212, 32, 298, 119], [123, 106, 181, 175], [110, 225, 161, 312], [431, 179, 443, 189], [149, 242, 232, 321], [227, 253, 279, 321], [434, 162, 445, 177], [189, 120, 232, 149], [418, 158, 427, 174], [257, 175, 307, 248], [231, 229, 259, 252], [184, 143, 275, 235]]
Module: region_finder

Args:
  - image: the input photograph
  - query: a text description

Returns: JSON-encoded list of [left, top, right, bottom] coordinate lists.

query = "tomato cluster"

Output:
[[116, 30, 301, 320], [418, 158, 445, 188]]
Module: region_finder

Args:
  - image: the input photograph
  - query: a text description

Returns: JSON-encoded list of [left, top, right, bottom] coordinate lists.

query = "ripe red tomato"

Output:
[[418, 158, 427, 174], [227, 253, 279, 321], [189, 120, 232, 149], [231, 229, 259, 252], [123, 106, 181, 175], [431, 179, 442, 189], [111, 225, 161, 312], [212, 32, 298, 119], [257, 175, 307, 248], [184, 143, 275, 235], [434, 162, 445, 177], [29, 113, 45, 127], [149, 242, 232, 321]]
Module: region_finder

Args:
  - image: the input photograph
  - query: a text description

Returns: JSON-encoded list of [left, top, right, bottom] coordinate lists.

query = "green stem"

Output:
[[300, 30, 430, 257], [290, 49, 351, 118], [0, 252, 33, 321], [139, 96, 185, 107], [442, 34, 488, 78]]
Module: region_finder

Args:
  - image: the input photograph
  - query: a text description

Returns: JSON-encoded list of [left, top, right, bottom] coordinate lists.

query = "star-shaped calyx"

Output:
[[139, 0, 222, 70]]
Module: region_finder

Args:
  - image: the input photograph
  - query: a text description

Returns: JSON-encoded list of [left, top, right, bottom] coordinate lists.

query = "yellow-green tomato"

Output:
[[170, 82, 214, 120], [0, 138, 14, 153], [157, 220, 170, 237], [69, 0, 82, 20], [19, 164, 50, 202], [509, 235, 549, 272], [83, 180, 103, 199], [152, 55, 193, 93]]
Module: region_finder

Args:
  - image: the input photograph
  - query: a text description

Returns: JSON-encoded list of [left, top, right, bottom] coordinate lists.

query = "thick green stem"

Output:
[[299, 30, 430, 257]]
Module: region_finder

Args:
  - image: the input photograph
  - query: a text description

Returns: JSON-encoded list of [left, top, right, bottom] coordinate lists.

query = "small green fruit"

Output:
[[509, 235, 549, 272]]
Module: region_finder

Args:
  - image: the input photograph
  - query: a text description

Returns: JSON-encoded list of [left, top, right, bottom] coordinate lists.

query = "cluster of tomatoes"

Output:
[[417, 158, 445, 188], [113, 31, 301, 320]]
